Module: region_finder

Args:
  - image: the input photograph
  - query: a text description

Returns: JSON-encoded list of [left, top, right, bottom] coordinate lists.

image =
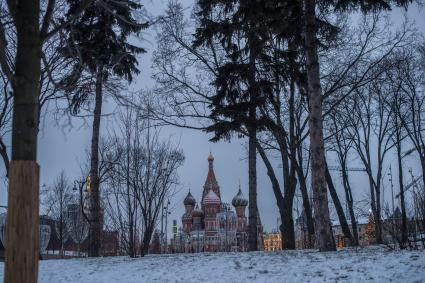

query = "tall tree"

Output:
[[63, 0, 147, 257], [193, 0, 272, 251], [385, 47, 423, 247], [301, 0, 412, 251], [392, 46, 425, 190], [0, 0, 94, 280], [303, 0, 336, 251], [104, 105, 184, 256], [327, 108, 359, 246]]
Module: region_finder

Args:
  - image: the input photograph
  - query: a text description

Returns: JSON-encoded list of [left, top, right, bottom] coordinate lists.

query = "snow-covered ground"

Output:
[[0, 246, 424, 282]]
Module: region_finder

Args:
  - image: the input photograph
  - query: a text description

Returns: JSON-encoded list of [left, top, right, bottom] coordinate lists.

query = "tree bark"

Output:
[[88, 70, 103, 257], [0, 139, 9, 177], [396, 134, 408, 248], [303, 0, 336, 251], [284, 69, 297, 250], [282, 194, 296, 249], [5, 161, 40, 283], [420, 157, 425, 198], [5, 0, 41, 280], [340, 165, 359, 246], [296, 148, 315, 247], [10, 3, 41, 162], [365, 168, 382, 244], [247, 122, 258, 251], [325, 162, 354, 246], [374, 182, 383, 244], [246, 26, 259, 251], [141, 224, 155, 256], [257, 143, 296, 249]]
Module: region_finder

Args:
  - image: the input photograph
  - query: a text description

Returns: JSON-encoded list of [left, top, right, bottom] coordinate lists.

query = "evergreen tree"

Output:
[[193, 0, 340, 250], [63, 0, 147, 257], [193, 0, 274, 251]]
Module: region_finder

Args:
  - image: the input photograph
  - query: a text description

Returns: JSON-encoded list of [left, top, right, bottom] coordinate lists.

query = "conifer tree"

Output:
[[63, 0, 147, 257], [193, 0, 273, 251]]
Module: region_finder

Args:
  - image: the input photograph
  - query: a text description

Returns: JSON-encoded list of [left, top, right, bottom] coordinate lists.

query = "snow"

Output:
[[0, 246, 424, 282]]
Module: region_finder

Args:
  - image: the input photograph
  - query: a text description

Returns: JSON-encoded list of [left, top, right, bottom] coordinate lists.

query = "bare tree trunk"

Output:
[[282, 193, 296, 249], [375, 183, 383, 244], [5, 0, 41, 280], [420, 157, 425, 194], [396, 136, 408, 248], [88, 70, 103, 257], [5, 161, 40, 283], [0, 139, 9, 177], [128, 213, 135, 257], [141, 224, 154, 256], [247, 121, 258, 251], [247, 27, 259, 251], [126, 140, 136, 258], [325, 162, 354, 246], [303, 0, 336, 251], [284, 71, 297, 250], [59, 212, 64, 258], [341, 166, 359, 246], [257, 143, 297, 249], [296, 147, 315, 247]]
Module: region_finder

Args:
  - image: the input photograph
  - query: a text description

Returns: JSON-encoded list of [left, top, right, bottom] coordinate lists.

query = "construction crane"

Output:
[[395, 169, 422, 199], [327, 166, 366, 172], [278, 164, 366, 172]]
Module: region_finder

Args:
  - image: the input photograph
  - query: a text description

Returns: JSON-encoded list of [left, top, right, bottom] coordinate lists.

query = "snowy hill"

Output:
[[0, 246, 424, 282]]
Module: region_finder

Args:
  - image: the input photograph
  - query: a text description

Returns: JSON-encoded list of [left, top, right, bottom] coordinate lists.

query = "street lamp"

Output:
[[388, 166, 396, 246], [163, 199, 171, 253], [73, 178, 90, 226]]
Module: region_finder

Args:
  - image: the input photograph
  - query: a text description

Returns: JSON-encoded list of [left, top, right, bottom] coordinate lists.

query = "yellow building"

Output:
[[263, 232, 282, 252]]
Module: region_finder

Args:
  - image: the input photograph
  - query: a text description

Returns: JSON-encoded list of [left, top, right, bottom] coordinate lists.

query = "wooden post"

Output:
[[5, 160, 40, 283]]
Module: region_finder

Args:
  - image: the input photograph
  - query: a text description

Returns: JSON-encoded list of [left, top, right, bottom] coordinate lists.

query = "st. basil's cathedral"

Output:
[[173, 153, 263, 252]]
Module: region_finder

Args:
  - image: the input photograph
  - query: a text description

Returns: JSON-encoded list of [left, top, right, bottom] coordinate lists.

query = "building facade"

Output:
[[263, 231, 282, 251], [171, 153, 263, 252]]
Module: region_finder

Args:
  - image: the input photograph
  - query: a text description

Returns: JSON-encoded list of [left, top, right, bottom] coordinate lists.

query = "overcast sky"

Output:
[[1, 0, 424, 237]]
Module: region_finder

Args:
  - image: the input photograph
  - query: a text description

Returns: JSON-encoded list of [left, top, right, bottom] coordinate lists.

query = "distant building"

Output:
[[149, 230, 161, 254], [41, 205, 119, 258], [294, 211, 313, 249], [332, 217, 370, 248], [263, 231, 282, 251], [294, 211, 377, 249], [171, 153, 264, 253]]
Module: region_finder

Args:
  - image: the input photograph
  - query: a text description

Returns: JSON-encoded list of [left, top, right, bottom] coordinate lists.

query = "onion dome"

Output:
[[203, 188, 220, 205], [192, 204, 204, 218], [183, 191, 196, 206], [207, 152, 214, 162], [232, 188, 248, 207], [182, 212, 192, 220]]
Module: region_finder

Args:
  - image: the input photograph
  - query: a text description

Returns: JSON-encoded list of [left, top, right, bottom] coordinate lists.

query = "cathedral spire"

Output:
[[208, 152, 214, 169], [202, 152, 220, 205]]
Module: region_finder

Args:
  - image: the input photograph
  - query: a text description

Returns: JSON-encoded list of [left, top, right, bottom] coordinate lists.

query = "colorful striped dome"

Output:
[[183, 191, 196, 206], [203, 189, 220, 205], [232, 188, 248, 207]]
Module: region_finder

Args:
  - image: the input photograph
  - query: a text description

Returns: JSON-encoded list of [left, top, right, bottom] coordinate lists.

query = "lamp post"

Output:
[[72, 178, 90, 257], [388, 166, 395, 218], [408, 169, 421, 246], [160, 201, 164, 253], [388, 166, 396, 246], [163, 199, 171, 253]]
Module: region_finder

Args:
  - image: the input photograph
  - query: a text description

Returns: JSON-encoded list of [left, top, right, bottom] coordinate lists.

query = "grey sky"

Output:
[[1, 0, 424, 238]]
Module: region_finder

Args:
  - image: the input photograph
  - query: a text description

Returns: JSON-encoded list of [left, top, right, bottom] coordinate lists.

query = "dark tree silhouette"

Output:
[[63, 0, 148, 257]]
